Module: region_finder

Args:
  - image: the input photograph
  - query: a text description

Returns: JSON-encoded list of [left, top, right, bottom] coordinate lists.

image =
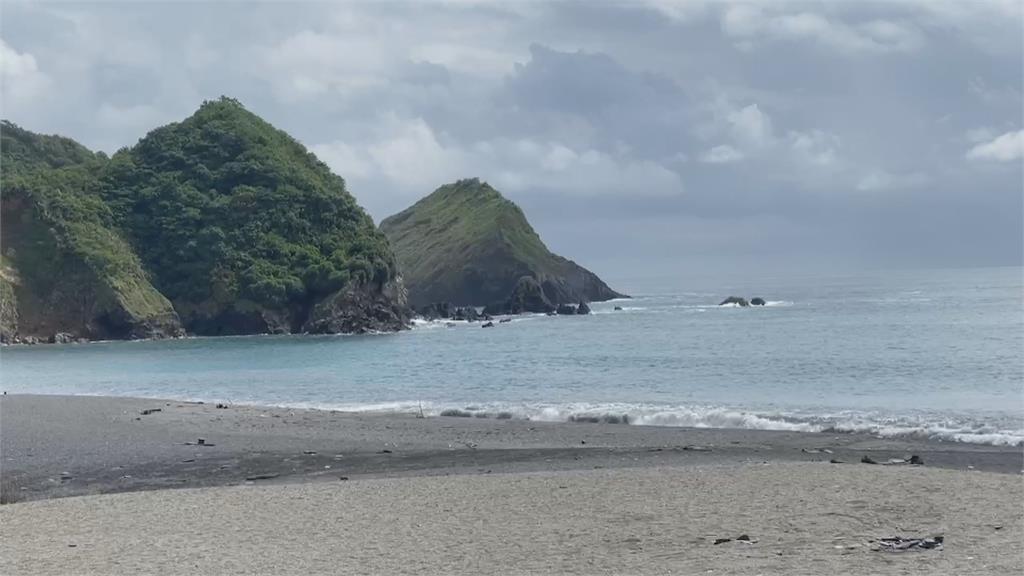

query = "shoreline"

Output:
[[2, 393, 1022, 574], [2, 394, 1020, 504]]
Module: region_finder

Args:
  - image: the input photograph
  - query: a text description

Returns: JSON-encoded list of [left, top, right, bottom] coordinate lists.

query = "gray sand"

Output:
[[2, 394, 1020, 503], [1, 464, 1020, 575], [1, 394, 1022, 574]]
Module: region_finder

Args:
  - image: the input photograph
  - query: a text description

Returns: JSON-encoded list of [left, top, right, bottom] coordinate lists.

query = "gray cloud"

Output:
[[1, 0, 1020, 275]]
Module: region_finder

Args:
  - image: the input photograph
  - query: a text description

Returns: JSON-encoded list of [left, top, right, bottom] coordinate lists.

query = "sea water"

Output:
[[2, 267, 1021, 445]]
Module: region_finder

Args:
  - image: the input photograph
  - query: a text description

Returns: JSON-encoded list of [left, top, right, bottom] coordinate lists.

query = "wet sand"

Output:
[[1, 394, 1022, 574], [1, 394, 1020, 503]]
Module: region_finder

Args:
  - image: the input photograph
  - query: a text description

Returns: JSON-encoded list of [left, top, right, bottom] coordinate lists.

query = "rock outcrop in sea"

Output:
[[380, 178, 625, 311]]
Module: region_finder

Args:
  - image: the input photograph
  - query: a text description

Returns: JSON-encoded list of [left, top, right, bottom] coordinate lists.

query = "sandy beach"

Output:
[[1, 394, 1022, 574]]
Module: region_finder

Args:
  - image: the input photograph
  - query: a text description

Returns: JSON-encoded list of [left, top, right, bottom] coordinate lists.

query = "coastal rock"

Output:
[[452, 306, 480, 322], [379, 178, 626, 308], [614, 306, 623, 311], [49, 332, 73, 344], [719, 296, 750, 307], [577, 301, 591, 315], [556, 303, 577, 315], [750, 297, 766, 306], [481, 321, 495, 328], [416, 302, 454, 320], [484, 276, 556, 315], [303, 278, 410, 335]]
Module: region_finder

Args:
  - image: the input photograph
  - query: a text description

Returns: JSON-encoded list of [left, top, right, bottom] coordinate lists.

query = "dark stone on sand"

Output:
[[909, 455, 923, 465], [736, 534, 751, 541], [614, 306, 623, 311], [719, 296, 749, 307]]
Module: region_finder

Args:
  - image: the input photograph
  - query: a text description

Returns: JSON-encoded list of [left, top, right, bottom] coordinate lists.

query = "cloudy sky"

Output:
[[2, 1, 1021, 282]]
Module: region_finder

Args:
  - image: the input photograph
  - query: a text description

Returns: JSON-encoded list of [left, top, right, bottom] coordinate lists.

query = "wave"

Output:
[[286, 400, 1023, 447]]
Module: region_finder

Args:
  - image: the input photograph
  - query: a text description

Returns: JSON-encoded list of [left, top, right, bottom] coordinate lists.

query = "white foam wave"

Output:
[[283, 400, 1023, 446]]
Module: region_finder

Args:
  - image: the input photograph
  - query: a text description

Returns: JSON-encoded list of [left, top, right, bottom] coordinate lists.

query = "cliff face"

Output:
[[0, 99, 409, 341], [0, 125, 183, 342], [380, 178, 625, 308]]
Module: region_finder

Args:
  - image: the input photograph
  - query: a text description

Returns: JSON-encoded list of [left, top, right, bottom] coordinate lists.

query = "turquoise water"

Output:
[[2, 267, 1022, 445]]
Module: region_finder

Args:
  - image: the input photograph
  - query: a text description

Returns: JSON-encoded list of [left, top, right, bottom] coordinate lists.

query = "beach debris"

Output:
[[302, 450, 317, 455], [215, 403, 228, 409], [801, 448, 820, 454], [378, 449, 393, 454], [181, 458, 196, 463], [67, 544, 77, 548], [184, 438, 215, 447], [860, 455, 878, 464], [830, 458, 845, 464], [245, 473, 279, 481], [713, 538, 731, 545], [882, 455, 924, 466], [994, 525, 1003, 530], [876, 536, 943, 552], [822, 449, 833, 454], [339, 476, 349, 481], [140, 408, 161, 415], [682, 445, 712, 452]]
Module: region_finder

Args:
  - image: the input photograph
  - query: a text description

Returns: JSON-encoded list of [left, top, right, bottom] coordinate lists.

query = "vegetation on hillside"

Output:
[[380, 178, 624, 307], [1, 98, 405, 338], [99, 98, 397, 320], [0, 122, 180, 339]]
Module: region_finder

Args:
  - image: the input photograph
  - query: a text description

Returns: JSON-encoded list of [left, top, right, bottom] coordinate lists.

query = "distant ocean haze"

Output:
[[2, 267, 1021, 446]]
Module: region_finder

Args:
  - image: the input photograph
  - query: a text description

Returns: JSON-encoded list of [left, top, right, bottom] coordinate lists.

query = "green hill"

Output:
[[380, 178, 624, 308], [0, 121, 182, 341], [0, 98, 408, 341]]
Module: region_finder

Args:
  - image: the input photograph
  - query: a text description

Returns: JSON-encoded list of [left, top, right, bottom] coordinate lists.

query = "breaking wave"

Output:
[[299, 400, 1023, 446]]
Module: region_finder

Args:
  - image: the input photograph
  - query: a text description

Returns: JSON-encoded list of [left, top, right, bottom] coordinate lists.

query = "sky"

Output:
[[1, 0, 1021, 282]]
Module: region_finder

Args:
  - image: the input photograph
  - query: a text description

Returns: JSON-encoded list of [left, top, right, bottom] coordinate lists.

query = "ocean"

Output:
[[2, 266, 1021, 446]]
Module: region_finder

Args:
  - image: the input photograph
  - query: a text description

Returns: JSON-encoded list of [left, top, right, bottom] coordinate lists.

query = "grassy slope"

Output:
[[380, 178, 623, 306], [0, 122, 180, 338]]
